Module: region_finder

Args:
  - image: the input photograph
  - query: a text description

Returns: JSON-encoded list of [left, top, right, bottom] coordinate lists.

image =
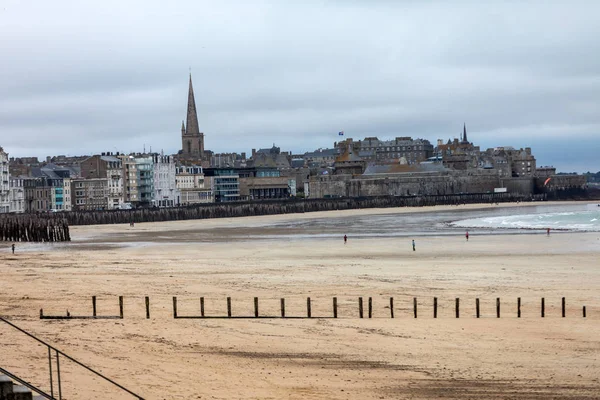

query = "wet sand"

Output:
[[1, 202, 599, 399]]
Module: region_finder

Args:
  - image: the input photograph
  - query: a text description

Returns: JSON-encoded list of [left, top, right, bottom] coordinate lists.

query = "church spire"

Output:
[[186, 74, 200, 135], [463, 123, 468, 143]]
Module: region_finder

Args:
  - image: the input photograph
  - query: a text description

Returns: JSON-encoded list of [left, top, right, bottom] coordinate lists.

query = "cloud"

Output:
[[0, 0, 598, 172]]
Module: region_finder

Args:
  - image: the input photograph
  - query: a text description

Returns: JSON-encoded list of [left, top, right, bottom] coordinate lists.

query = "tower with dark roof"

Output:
[[462, 123, 468, 143], [181, 74, 204, 159]]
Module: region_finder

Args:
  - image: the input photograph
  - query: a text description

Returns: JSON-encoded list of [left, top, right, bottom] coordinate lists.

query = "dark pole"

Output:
[[496, 298, 500, 318], [562, 297, 566, 318], [541, 298, 545, 318], [359, 297, 364, 319], [280, 298, 285, 318], [92, 296, 97, 318], [254, 297, 259, 318], [413, 297, 417, 318], [227, 297, 232, 318], [307, 297, 312, 318], [434, 297, 438, 319], [368, 297, 373, 319], [333, 297, 338, 318], [200, 297, 205, 317], [476, 298, 480, 318], [172, 297, 177, 318], [145, 296, 150, 319], [517, 297, 521, 318], [119, 296, 124, 319], [455, 298, 460, 318], [389, 297, 394, 319]]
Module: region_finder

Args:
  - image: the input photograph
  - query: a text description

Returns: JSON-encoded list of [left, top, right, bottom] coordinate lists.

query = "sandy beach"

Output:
[[1, 202, 599, 399]]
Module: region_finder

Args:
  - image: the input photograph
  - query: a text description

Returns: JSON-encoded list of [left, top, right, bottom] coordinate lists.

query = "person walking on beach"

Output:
[[465, 231, 469, 241], [344, 234, 347, 244], [412, 239, 416, 251], [547, 228, 550, 236], [11, 244, 15, 254]]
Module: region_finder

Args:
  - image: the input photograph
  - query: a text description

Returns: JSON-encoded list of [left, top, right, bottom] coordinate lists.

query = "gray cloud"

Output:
[[1, 0, 599, 172]]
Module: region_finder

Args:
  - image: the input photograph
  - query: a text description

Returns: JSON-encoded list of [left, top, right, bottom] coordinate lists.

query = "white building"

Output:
[[8, 177, 24, 213], [176, 165, 213, 204], [0, 147, 9, 213], [152, 154, 179, 207], [63, 177, 72, 211], [102, 155, 123, 209]]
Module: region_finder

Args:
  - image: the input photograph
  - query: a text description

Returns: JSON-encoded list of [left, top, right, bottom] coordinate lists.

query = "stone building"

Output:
[[180, 74, 205, 160], [71, 178, 109, 210], [0, 147, 9, 213], [80, 154, 123, 209], [120, 155, 139, 205], [336, 136, 434, 164], [23, 177, 52, 213], [176, 165, 213, 204], [239, 176, 290, 200]]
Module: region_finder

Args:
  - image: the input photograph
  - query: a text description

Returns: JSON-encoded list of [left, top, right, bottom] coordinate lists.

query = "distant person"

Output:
[[412, 239, 416, 252], [465, 231, 469, 241], [344, 234, 347, 244], [11, 244, 15, 254], [547, 228, 550, 236]]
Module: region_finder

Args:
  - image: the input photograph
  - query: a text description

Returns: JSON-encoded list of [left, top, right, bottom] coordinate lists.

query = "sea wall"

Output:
[[308, 171, 517, 198]]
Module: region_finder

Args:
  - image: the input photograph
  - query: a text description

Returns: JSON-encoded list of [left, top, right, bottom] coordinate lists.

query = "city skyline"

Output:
[[1, 1, 599, 172]]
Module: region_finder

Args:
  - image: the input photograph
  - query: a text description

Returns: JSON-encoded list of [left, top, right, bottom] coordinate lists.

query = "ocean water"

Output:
[[451, 203, 600, 232]]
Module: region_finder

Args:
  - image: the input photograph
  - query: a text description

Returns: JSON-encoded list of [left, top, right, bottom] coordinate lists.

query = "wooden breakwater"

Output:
[[0, 214, 70, 242], [64, 192, 545, 226]]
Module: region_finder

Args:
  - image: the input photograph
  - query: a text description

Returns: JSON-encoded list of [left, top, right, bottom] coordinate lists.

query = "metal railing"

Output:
[[0, 366, 55, 399], [0, 317, 144, 399]]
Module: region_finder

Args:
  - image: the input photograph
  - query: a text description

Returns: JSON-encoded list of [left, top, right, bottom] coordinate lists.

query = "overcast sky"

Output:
[[1, 0, 599, 172]]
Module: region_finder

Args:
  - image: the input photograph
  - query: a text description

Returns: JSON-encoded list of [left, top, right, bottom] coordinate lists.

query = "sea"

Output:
[[450, 203, 600, 232]]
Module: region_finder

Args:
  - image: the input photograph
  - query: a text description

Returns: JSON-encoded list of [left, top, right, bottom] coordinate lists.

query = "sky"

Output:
[[0, 0, 599, 173]]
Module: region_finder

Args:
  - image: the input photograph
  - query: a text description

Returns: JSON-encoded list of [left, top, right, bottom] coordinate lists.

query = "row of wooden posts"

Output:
[[40, 296, 589, 319], [60, 192, 542, 226], [0, 215, 70, 242]]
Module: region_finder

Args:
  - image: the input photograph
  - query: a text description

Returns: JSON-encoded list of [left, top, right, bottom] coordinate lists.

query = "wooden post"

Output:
[[517, 297, 521, 318], [359, 297, 364, 318], [200, 297, 205, 317], [496, 298, 500, 318], [254, 297, 259, 318], [92, 296, 97, 318], [541, 298, 545, 318], [39, 309, 43, 319], [455, 298, 460, 318], [562, 297, 565, 318], [476, 298, 480, 318], [172, 297, 177, 318], [413, 297, 417, 318], [145, 296, 150, 319], [433, 297, 438, 319], [119, 296, 124, 319], [307, 297, 312, 318], [389, 297, 394, 319], [227, 297, 232, 318], [280, 298, 285, 318], [333, 297, 338, 318], [583, 306, 586, 318], [368, 297, 373, 319]]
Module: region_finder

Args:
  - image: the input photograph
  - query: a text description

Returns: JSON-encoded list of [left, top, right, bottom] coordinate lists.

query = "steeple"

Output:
[[181, 120, 185, 135], [462, 123, 468, 143], [186, 74, 200, 136]]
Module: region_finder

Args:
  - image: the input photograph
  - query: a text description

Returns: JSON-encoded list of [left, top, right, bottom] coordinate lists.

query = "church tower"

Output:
[[181, 74, 204, 159]]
